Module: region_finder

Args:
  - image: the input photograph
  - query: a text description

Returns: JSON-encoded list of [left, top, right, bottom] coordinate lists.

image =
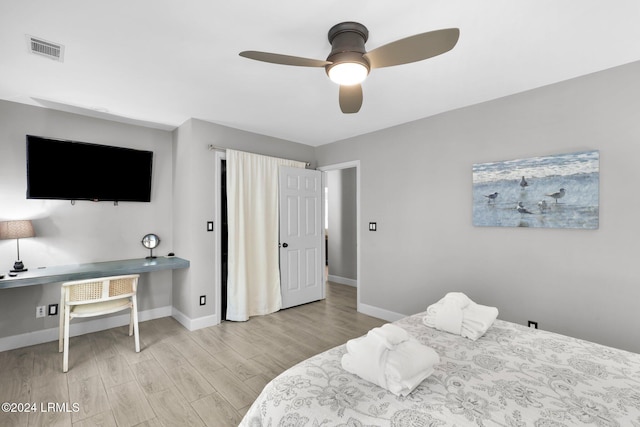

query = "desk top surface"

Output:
[[0, 256, 190, 289]]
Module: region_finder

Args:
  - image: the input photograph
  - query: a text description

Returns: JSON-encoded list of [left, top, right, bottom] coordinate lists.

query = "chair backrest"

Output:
[[62, 274, 139, 306]]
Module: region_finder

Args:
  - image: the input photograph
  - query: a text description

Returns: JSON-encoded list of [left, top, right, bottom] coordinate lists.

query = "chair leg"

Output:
[[58, 303, 64, 353], [129, 308, 133, 337], [132, 296, 140, 353], [63, 307, 71, 372]]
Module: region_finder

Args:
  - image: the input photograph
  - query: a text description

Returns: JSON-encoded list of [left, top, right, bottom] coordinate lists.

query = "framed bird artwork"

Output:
[[472, 150, 599, 229]]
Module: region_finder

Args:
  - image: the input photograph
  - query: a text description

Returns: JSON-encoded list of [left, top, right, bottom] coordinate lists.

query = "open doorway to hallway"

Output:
[[322, 162, 359, 307]]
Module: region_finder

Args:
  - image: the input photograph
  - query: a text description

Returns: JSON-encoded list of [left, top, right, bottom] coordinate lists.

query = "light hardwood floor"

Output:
[[0, 282, 385, 427]]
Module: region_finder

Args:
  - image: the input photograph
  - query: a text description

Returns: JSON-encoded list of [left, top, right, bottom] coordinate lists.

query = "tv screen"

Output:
[[26, 135, 153, 202]]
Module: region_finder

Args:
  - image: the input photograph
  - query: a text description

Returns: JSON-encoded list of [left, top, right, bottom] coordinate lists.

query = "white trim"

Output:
[[318, 161, 361, 311], [318, 161, 360, 172], [327, 275, 357, 287], [0, 305, 171, 352], [214, 150, 226, 325], [171, 307, 218, 331], [357, 302, 405, 323]]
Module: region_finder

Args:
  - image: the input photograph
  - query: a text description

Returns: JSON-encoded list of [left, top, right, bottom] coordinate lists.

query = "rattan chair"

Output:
[[58, 274, 140, 372]]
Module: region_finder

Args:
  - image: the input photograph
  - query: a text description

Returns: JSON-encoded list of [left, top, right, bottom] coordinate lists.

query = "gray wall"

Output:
[[0, 100, 174, 340], [327, 168, 357, 281], [0, 105, 315, 344], [0, 104, 315, 345], [315, 61, 640, 353], [3, 59, 640, 354]]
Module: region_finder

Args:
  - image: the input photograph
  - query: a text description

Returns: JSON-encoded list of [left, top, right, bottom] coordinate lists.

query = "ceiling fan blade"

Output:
[[364, 28, 460, 69], [339, 84, 363, 114], [239, 51, 331, 67]]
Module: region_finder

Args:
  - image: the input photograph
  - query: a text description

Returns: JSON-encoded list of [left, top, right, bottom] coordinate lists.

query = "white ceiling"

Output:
[[1, 1, 639, 147]]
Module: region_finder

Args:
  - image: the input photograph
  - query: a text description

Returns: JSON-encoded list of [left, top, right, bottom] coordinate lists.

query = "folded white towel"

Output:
[[434, 299, 464, 335], [423, 292, 498, 340], [342, 331, 440, 396], [460, 302, 499, 340], [385, 338, 440, 396], [368, 323, 409, 349]]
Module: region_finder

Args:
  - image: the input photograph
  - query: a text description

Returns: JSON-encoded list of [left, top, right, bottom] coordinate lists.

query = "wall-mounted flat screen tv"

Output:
[[26, 135, 153, 202]]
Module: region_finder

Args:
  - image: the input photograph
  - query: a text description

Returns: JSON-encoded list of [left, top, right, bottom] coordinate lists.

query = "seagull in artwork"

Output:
[[484, 192, 499, 203], [538, 200, 548, 212], [516, 202, 533, 214], [546, 188, 566, 203], [520, 176, 529, 190]]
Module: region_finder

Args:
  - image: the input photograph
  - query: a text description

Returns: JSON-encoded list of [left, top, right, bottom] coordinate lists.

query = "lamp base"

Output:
[[11, 260, 27, 273]]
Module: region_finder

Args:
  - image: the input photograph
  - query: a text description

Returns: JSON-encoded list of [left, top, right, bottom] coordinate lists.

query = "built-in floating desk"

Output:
[[0, 257, 190, 290]]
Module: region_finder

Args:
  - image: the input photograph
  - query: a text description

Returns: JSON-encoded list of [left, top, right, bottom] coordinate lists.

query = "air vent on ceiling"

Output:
[[26, 35, 64, 62]]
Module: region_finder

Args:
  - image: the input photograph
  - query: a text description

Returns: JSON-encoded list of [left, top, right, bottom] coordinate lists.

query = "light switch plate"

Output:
[[48, 304, 58, 316]]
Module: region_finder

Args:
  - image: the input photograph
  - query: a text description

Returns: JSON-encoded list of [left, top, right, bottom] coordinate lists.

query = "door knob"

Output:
[[282, 243, 288, 248]]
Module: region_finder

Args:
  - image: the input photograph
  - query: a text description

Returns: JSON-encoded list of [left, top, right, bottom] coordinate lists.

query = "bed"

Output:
[[240, 312, 640, 426]]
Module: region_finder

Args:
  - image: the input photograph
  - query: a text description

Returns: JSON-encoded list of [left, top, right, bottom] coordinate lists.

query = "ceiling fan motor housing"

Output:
[[326, 22, 371, 77]]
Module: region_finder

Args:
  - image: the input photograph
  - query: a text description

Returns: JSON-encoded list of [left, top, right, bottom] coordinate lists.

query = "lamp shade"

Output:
[[0, 220, 35, 240]]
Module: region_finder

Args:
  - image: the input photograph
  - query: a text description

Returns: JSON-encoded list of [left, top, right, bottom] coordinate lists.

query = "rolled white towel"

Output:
[[425, 292, 471, 334], [385, 338, 440, 396], [342, 336, 389, 388], [423, 307, 437, 328], [443, 292, 472, 307], [434, 299, 464, 335], [368, 323, 409, 349], [342, 331, 441, 396]]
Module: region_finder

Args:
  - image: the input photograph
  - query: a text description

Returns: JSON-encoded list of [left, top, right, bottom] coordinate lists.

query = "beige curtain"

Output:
[[225, 149, 305, 321]]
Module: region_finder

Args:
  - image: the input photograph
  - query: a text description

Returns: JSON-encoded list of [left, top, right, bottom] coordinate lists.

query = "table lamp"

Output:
[[0, 220, 35, 272]]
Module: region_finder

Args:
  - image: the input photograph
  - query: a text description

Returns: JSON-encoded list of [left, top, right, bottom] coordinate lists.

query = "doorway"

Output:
[[319, 161, 361, 310], [214, 150, 226, 324], [220, 159, 228, 321]]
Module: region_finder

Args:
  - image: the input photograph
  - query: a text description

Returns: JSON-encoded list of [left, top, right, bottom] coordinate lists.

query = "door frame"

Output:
[[214, 149, 226, 325], [318, 160, 361, 312]]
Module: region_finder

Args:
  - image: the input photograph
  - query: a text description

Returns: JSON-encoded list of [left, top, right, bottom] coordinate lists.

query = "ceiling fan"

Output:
[[239, 22, 459, 114]]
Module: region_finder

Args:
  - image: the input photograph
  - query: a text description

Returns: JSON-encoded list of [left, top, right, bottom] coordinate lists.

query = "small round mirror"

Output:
[[141, 233, 160, 259]]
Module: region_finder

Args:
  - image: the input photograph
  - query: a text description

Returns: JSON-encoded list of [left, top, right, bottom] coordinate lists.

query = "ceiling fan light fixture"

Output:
[[240, 21, 459, 113], [327, 62, 369, 86]]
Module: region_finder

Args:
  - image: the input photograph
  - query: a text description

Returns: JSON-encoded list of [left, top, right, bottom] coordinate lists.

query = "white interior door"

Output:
[[279, 166, 324, 309]]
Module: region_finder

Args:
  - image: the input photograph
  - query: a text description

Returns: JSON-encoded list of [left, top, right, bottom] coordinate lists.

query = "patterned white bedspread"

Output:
[[240, 314, 640, 426]]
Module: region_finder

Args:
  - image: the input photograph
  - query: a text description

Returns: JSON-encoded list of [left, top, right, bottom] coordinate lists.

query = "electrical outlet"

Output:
[[528, 320, 538, 329], [199, 295, 206, 306], [36, 305, 46, 318]]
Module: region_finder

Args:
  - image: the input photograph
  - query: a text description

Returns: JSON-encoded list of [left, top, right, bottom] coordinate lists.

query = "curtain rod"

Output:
[[207, 144, 311, 167]]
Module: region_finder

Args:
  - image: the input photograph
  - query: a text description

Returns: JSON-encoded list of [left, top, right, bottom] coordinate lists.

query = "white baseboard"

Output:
[[0, 306, 172, 353], [171, 307, 219, 331], [327, 274, 357, 287], [357, 302, 405, 323]]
